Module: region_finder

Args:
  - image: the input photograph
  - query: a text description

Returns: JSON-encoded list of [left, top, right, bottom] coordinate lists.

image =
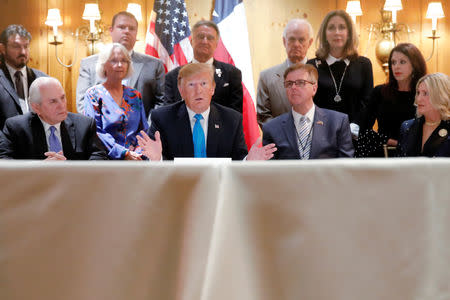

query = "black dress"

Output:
[[361, 84, 416, 141], [307, 56, 373, 125]]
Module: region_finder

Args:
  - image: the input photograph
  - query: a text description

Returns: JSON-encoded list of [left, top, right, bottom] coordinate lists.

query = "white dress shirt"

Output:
[[186, 106, 210, 145], [6, 62, 29, 113], [292, 105, 315, 158], [39, 118, 63, 152]]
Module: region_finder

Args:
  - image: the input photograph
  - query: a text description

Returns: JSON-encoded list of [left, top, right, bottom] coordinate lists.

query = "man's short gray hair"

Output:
[[28, 77, 62, 106], [283, 18, 313, 39], [96, 43, 134, 80]]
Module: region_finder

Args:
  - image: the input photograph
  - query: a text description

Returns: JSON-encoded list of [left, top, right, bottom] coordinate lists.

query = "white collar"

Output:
[[292, 105, 315, 124], [192, 57, 214, 65], [326, 55, 350, 66], [287, 57, 308, 67], [39, 116, 61, 133], [5, 62, 26, 78], [186, 105, 211, 121]]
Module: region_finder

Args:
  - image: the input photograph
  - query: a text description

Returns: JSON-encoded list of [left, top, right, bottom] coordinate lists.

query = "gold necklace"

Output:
[[425, 120, 440, 126]]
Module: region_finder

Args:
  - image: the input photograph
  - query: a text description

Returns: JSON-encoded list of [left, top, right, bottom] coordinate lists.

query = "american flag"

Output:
[[145, 0, 193, 72], [213, 0, 261, 150]]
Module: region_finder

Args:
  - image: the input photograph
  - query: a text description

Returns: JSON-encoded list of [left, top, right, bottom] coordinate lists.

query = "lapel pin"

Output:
[[439, 128, 447, 137], [316, 121, 324, 125], [215, 124, 220, 129]]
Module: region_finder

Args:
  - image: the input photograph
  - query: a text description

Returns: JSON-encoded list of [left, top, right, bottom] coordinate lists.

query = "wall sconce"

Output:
[[127, 3, 143, 22], [45, 3, 106, 68], [364, 0, 413, 74], [383, 0, 402, 24], [346, 1, 363, 24], [425, 2, 445, 61]]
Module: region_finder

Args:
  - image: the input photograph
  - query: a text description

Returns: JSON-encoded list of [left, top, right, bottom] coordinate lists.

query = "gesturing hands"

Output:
[[246, 137, 277, 160], [137, 130, 163, 161]]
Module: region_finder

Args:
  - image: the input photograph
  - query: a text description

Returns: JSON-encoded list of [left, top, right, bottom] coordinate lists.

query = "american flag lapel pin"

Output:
[[316, 121, 324, 125]]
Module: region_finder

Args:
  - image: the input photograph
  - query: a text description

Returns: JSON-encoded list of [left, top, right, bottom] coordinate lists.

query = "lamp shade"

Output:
[[346, 1, 363, 16], [384, 0, 402, 11], [127, 3, 143, 22], [45, 8, 63, 27], [82, 3, 101, 20], [426, 2, 445, 19]]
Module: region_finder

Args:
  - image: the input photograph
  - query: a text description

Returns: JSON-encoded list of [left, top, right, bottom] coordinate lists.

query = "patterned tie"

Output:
[[49, 126, 62, 153], [14, 71, 25, 99], [193, 114, 206, 157], [298, 116, 310, 160]]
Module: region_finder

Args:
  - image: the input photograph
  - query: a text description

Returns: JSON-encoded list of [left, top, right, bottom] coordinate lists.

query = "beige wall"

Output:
[[1, 0, 448, 112]]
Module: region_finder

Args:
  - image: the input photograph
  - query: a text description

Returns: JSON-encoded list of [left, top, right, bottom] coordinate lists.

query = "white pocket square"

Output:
[[223, 83, 229, 87]]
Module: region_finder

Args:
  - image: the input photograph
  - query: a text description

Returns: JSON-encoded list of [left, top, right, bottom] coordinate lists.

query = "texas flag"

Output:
[[213, 0, 261, 149]]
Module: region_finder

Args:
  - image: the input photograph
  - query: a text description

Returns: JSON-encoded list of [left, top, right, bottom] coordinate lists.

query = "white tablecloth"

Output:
[[1, 159, 449, 300]]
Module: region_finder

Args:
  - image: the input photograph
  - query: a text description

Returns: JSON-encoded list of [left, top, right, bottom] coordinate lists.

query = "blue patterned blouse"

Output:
[[84, 84, 149, 159]]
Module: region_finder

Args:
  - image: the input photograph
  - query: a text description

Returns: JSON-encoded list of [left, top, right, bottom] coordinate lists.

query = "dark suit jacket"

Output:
[[76, 51, 165, 117], [0, 64, 47, 129], [149, 101, 248, 160], [0, 112, 109, 160], [262, 106, 354, 159], [398, 117, 450, 157], [163, 60, 243, 113]]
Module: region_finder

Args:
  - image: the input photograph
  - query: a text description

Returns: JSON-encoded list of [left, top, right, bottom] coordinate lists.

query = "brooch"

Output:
[[215, 68, 222, 78], [439, 128, 448, 137]]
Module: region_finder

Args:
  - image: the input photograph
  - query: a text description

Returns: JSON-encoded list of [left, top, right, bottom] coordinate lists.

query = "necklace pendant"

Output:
[[334, 94, 342, 102]]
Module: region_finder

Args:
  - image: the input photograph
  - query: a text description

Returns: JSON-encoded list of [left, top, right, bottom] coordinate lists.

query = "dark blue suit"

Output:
[[398, 117, 450, 157], [262, 106, 354, 159], [149, 101, 248, 160], [163, 60, 243, 113]]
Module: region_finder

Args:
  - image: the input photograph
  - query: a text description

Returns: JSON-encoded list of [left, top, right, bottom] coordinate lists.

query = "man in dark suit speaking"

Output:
[[163, 20, 243, 113], [262, 63, 354, 159], [137, 63, 276, 161], [0, 77, 108, 160]]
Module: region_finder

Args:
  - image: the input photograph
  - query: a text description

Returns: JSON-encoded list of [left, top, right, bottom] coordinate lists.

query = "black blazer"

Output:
[[163, 60, 243, 113], [0, 64, 47, 129], [398, 117, 450, 157], [149, 101, 248, 160], [0, 112, 109, 160]]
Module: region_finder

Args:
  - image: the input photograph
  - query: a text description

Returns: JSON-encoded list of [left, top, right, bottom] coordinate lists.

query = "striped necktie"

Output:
[[298, 116, 310, 160]]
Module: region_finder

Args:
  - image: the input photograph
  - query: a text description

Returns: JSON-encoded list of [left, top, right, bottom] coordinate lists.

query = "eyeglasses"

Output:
[[284, 79, 315, 88]]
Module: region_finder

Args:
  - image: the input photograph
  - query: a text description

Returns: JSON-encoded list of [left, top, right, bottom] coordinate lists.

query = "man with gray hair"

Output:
[[163, 20, 243, 113], [0, 77, 108, 160], [0, 24, 47, 129], [257, 19, 314, 125]]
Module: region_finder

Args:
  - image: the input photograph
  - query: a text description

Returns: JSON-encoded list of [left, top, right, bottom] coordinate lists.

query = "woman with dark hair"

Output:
[[358, 43, 427, 157], [398, 73, 450, 157], [307, 10, 373, 138]]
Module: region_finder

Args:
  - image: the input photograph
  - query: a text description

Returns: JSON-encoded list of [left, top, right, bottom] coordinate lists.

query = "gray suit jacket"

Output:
[[262, 106, 354, 159], [0, 65, 47, 129], [76, 51, 165, 117], [256, 60, 290, 126]]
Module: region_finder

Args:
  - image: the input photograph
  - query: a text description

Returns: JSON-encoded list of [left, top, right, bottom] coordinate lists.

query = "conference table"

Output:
[[1, 158, 449, 300]]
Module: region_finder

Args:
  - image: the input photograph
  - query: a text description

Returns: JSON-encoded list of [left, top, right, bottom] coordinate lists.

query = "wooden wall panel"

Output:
[[0, 0, 448, 113]]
